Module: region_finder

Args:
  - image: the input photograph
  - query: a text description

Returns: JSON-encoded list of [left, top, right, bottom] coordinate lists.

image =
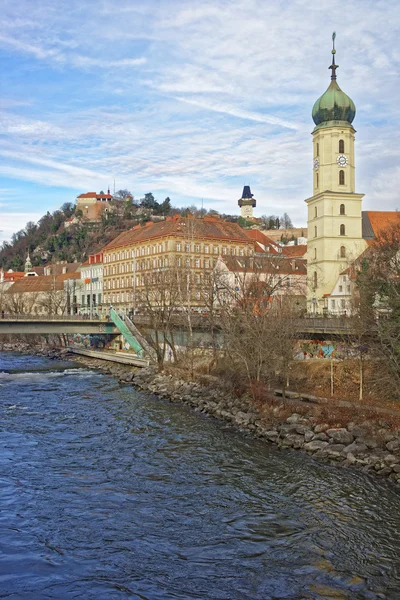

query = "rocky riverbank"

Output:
[[2, 343, 400, 484], [65, 352, 400, 485]]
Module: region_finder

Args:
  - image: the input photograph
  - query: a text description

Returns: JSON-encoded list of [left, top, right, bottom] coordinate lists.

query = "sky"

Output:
[[0, 0, 399, 243]]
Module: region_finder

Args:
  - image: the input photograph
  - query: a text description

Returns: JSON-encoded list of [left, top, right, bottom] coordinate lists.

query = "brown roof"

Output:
[[102, 216, 254, 251], [6, 272, 80, 293], [44, 263, 80, 275], [221, 255, 307, 275], [362, 211, 400, 240], [282, 245, 308, 257], [244, 230, 280, 253], [77, 192, 112, 199], [1, 271, 25, 281]]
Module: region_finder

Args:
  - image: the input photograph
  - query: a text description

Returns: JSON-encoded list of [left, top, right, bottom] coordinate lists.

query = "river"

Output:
[[0, 352, 399, 599]]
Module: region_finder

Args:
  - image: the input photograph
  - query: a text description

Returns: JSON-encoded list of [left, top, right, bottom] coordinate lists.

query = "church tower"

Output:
[[24, 251, 32, 273], [305, 33, 366, 313], [238, 185, 256, 219]]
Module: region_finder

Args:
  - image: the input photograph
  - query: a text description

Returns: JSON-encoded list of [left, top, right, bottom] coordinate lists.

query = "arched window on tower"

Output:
[[339, 170, 345, 185], [340, 203, 345, 215], [316, 142, 319, 157], [313, 271, 318, 290], [316, 173, 319, 188], [314, 206, 318, 218], [340, 246, 346, 258], [339, 139, 345, 153], [340, 224, 345, 236]]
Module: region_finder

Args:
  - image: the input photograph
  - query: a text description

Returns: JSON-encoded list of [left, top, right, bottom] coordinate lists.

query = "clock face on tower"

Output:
[[337, 154, 348, 167], [313, 158, 319, 170]]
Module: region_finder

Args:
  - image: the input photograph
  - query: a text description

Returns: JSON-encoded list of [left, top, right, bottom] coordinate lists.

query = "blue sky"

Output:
[[1, 0, 399, 242]]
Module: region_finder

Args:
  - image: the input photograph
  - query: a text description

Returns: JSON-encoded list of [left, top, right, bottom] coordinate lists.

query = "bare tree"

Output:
[[36, 280, 68, 315], [216, 255, 302, 400], [137, 268, 180, 369], [4, 291, 39, 315], [355, 221, 400, 399]]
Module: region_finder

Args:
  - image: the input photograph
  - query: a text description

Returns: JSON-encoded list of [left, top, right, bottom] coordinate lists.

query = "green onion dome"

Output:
[[312, 33, 356, 128], [312, 79, 356, 126]]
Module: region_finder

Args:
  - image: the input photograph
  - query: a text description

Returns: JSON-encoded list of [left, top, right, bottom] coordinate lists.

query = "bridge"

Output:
[[0, 315, 118, 335], [0, 313, 358, 338], [294, 317, 357, 337]]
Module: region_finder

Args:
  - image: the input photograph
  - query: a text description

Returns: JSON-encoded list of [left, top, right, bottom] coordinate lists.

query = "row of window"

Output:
[[103, 291, 203, 304], [104, 256, 219, 275], [316, 139, 345, 157], [315, 170, 346, 188], [331, 299, 347, 309], [105, 271, 207, 290], [313, 270, 349, 290], [314, 224, 347, 238], [314, 203, 346, 218], [105, 243, 250, 263], [83, 281, 101, 290], [313, 246, 347, 260], [80, 293, 102, 306], [81, 269, 102, 279]]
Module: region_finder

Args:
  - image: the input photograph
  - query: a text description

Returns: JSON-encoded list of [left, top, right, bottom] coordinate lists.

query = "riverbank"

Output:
[[3, 342, 400, 485], [66, 351, 400, 486]]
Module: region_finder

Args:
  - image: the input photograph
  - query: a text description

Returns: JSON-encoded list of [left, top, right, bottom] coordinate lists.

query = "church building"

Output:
[[305, 34, 367, 313]]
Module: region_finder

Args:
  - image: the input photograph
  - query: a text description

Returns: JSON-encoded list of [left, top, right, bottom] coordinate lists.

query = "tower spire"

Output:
[[329, 31, 339, 80], [24, 250, 32, 273]]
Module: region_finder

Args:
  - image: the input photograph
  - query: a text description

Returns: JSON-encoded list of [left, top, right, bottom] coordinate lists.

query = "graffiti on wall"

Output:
[[67, 334, 113, 349], [294, 340, 350, 360]]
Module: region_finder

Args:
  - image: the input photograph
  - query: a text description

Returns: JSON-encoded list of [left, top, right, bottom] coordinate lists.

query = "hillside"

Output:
[[0, 195, 298, 271], [0, 202, 155, 271]]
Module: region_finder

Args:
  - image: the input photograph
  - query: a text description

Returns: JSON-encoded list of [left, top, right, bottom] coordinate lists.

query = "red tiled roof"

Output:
[[244, 230, 280, 253], [1, 271, 25, 281], [282, 245, 308, 257], [364, 211, 400, 238], [77, 192, 112, 199], [102, 217, 254, 251], [6, 272, 81, 293]]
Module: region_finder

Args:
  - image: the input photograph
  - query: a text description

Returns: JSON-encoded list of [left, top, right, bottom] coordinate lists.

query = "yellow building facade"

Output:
[[305, 36, 367, 313], [101, 215, 254, 313]]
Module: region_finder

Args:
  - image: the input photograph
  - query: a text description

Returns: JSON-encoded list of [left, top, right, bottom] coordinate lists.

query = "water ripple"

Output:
[[0, 352, 399, 599]]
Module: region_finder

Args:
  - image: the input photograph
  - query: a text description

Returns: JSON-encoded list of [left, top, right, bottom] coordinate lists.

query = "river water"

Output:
[[0, 352, 400, 600]]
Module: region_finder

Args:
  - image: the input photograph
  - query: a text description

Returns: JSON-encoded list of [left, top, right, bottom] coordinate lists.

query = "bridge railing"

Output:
[[0, 312, 359, 333], [0, 313, 106, 322]]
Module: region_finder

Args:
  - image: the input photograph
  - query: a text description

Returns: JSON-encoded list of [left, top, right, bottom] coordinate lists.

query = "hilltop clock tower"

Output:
[[305, 34, 366, 313], [238, 185, 256, 219]]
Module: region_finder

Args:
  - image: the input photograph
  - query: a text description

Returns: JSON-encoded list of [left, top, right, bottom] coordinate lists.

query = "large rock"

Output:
[[323, 444, 346, 459], [265, 430, 279, 442], [304, 440, 329, 452], [313, 432, 329, 442], [349, 425, 368, 438], [326, 428, 354, 445], [384, 454, 399, 466], [296, 424, 311, 435], [281, 434, 304, 449], [342, 442, 368, 456], [386, 439, 400, 453], [359, 437, 379, 449], [304, 431, 314, 442], [314, 424, 329, 434]]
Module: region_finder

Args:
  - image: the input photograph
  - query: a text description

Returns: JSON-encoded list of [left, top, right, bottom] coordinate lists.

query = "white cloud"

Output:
[[0, 212, 43, 244], [0, 0, 399, 239]]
